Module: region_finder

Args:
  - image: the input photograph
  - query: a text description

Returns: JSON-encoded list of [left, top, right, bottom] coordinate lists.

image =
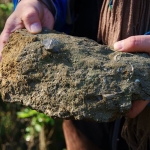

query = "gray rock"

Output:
[[1, 29, 150, 122]]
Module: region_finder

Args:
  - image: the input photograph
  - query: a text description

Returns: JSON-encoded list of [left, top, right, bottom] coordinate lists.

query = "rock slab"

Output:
[[1, 29, 150, 122]]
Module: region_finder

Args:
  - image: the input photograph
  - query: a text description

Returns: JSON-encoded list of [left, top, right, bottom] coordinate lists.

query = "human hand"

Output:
[[0, 0, 54, 58], [114, 35, 150, 118]]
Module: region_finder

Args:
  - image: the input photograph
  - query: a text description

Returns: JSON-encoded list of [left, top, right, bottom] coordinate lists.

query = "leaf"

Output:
[[17, 112, 31, 118], [25, 134, 32, 142], [25, 127, 32, 133], [31, 117, 37, 126], [17, 109, 37, 118], [0, 4, 7, 10], [34, 124, 42, 132]]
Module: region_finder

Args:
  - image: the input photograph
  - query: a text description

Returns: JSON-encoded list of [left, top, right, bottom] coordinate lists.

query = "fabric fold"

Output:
[[98, 0, 150, 47]]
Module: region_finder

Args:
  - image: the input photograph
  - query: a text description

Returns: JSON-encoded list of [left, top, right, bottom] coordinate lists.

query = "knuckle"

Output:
[[127, 36, 138, 48], [22, 9, 37, 22]]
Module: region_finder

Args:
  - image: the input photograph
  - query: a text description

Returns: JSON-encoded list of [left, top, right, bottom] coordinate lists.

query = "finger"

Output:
[[114, 35, 150, 53], [127, 100, 150, 118], [0, 14, 24, 52], [21, 7, 42, 34], [42, 8, 54, 30]]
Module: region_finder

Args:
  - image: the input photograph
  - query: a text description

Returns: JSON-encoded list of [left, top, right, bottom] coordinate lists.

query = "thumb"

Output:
[[114, 35, 150, 53], [21, 9, 42, 34]]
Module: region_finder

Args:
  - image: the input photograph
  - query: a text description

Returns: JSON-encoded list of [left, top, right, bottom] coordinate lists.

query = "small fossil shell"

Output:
[[42, 38, 62, 53]]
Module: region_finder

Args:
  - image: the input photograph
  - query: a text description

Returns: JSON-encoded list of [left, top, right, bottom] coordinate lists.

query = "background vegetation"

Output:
[[0, 1, 65, 149]]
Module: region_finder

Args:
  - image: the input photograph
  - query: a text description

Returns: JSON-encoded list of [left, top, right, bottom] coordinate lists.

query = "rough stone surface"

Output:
[[1, 29, 150, 122]]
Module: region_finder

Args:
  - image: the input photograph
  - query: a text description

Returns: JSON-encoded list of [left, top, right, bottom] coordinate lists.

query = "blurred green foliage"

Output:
[[0, 3, 13, 14], [17, 108, 55, 141], [0, 97, 65, 149], [0, 2, 13, 32]]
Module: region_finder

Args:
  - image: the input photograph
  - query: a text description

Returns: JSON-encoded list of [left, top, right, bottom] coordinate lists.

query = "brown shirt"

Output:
[[98, 0, 150, 46]]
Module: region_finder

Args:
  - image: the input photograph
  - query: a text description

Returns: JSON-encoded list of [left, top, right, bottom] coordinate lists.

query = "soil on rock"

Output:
[[1, 29, 150, 122]]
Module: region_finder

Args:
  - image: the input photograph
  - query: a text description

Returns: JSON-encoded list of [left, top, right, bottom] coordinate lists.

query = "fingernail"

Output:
[[30, 22, 41, 33], [114, 41, 123, 51]]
